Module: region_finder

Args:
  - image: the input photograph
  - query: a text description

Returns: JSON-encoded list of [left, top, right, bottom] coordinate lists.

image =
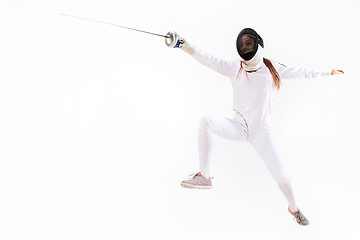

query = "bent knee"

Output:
[[199, 116, 212, 132]]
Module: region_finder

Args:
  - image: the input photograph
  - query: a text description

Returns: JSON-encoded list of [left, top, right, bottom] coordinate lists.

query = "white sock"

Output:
[[278, 181, 298, 212]]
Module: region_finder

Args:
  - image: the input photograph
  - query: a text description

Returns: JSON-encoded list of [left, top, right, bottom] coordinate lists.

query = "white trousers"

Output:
[[198, 113, 298, 211]]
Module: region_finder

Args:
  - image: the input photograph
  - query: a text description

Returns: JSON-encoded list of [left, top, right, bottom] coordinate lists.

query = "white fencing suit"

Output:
[[192, 47, 331, 211], [193, 48, 331, 142]]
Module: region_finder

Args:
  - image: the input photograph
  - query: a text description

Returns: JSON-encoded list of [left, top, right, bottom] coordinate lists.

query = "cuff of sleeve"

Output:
[[322, 71, 332, 77], [181, 40, 196, 55]]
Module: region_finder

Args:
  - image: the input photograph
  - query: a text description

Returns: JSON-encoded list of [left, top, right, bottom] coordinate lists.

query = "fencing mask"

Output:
[[236, 28, 264, 61]]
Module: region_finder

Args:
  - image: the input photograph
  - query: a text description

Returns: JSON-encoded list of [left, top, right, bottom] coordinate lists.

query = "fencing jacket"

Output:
[[192, 49, 331, 142]]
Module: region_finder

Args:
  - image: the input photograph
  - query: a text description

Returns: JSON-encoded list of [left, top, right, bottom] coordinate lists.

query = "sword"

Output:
[[59, 13, 170, 38]]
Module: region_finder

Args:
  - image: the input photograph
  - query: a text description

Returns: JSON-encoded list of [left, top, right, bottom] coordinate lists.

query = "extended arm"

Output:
[[275, 62, 344, 79], [165, 31, 237, 78]]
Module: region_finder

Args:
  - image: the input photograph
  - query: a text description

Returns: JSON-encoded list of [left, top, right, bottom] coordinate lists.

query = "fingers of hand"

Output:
[[331, 69, 344, 75]]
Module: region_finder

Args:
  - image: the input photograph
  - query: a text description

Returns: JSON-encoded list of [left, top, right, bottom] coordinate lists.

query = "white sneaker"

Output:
[[288, 208, 310, 226], [180, 172, 212, 189]]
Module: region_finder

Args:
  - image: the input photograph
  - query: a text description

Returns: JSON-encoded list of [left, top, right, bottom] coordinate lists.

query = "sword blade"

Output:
[[59, 13, 169, 38]]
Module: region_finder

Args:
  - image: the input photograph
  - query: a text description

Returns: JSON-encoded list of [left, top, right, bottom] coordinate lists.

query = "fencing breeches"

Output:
[[198, 113, 298, 211]]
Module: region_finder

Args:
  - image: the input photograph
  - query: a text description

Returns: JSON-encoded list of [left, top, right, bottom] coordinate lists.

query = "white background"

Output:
[[1, 0, 359, 239]]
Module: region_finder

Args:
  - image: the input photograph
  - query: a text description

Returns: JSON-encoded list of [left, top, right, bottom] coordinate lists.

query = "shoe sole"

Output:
[[181, 182, 212, 189], [293, 219, 310, 226]]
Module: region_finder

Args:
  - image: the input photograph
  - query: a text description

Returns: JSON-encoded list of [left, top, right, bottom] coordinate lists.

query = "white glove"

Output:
[[165, 31, 196, 55]]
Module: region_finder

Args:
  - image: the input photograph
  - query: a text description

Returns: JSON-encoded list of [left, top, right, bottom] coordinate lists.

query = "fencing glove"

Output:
[[165, 31, 195, 55]]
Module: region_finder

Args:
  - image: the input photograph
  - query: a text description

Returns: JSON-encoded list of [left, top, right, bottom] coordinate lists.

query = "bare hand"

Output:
[[331, 69, 344, 75]]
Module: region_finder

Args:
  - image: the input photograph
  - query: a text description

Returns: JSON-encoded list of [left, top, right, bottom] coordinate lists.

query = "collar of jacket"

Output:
[[241, 45, 264, 72]]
